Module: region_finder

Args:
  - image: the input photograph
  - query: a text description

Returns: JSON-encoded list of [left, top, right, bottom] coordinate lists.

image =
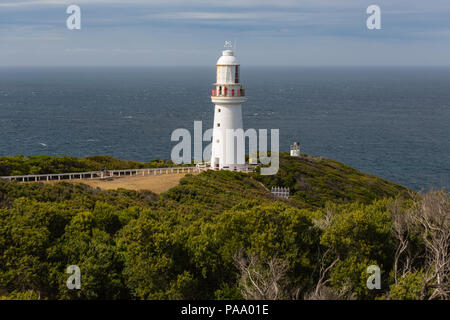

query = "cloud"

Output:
[[1, 0, 446, 10], [147, 11, 320, 26], [0, 0, 58, 7], [151, 12, 253, 20], [0, 0, 301, 8], [0, 0, 449, 66]]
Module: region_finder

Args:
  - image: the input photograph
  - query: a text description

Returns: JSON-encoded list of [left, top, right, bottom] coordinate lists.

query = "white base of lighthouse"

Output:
[[210, 101, 246, 171]]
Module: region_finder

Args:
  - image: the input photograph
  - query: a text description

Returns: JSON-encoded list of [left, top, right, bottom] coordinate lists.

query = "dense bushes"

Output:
[[0, 156, 447, 300], [0, 155, 182, 176], [253, 153, 409, 208]]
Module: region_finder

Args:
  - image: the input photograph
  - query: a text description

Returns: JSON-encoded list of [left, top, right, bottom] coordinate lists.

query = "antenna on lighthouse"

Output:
[[224, 40, 233, 49]]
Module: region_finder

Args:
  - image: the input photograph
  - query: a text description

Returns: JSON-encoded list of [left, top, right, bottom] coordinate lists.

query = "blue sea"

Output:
[[0, 67, 449, 191]]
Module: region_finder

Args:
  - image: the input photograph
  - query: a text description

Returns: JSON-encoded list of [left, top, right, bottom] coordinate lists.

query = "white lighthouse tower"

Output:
[[210, 42, 247, 171]]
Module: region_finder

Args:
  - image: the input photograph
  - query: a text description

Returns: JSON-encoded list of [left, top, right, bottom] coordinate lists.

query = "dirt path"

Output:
[[46, 173, 188, 194]]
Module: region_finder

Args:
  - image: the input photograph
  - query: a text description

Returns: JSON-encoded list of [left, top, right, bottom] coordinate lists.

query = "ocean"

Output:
[[0, 66, 449, 191]]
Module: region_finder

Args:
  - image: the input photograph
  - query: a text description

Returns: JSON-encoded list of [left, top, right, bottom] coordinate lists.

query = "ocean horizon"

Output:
[[0, 66, 449, 191]]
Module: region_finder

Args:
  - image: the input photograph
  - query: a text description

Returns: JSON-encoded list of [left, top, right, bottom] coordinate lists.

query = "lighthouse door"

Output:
[[214, 157, 220, 170]]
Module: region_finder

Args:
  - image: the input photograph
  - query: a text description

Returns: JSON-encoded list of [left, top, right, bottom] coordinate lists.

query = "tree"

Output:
[[117, 210, 197, 299], [320, 200, 395, 299], [389, 198, 414, 284], [0, 290, 41, 300], [389, 270, 426, 300], [233, 249, 289, 300], [50, 210, 129, 299], [303, 247, 344, 300], [409, 190, 449, 300]]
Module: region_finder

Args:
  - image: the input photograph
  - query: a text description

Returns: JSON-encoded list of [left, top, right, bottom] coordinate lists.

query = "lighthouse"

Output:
[[210, 43, 247, 171]]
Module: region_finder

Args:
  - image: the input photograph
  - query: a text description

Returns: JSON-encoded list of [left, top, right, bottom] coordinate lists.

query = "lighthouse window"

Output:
[[217, 123, 220, 127], [216, 139, 220, 143], [218, 108, 221, 112], [235, 65, 239, 83]]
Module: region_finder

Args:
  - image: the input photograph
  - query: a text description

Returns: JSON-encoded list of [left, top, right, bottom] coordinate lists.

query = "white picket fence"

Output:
[[0, 166, 201, 183], [271, 186, 290, 199]]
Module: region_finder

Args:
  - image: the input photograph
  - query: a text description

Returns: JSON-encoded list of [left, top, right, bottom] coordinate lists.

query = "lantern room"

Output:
[[212, 49, 245, 99], [216, 50, 239, 84]]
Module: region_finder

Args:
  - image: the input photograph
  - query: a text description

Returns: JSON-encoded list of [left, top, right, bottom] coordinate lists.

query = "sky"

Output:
[[1, 0, 450, 66]]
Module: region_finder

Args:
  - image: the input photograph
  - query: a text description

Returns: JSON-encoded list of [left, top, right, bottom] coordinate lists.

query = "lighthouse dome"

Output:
[[217, 50, 238, 65]]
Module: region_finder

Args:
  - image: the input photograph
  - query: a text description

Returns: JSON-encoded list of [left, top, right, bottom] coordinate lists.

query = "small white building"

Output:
[[210, 44, 247, 171], [290, 142, 301, 157]]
